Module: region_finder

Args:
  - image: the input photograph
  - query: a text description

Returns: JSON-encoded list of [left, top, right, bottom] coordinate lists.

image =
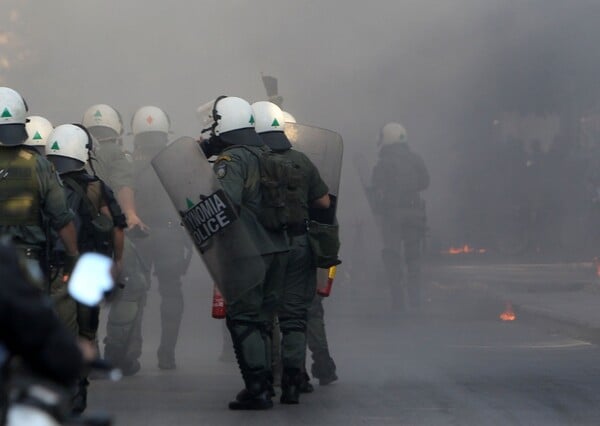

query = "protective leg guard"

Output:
[[226, 316, 272, 410], [104, 298, 143, 376]]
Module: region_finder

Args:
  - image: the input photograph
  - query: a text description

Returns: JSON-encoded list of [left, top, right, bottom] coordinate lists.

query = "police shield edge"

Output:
[[151, 136, 265, 304], [284, 123, 343, 200]]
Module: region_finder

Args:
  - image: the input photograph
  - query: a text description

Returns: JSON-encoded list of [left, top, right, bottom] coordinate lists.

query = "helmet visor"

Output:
[[220, 128, 263, 147], [0, 124, 28, 146], [259, 131, 291, 151], [47, 155, 85, 174], [87, 126, 119, 142]]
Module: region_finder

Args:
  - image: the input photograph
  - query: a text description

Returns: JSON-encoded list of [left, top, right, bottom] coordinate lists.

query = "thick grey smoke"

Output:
[[5, 0, 600, 266]]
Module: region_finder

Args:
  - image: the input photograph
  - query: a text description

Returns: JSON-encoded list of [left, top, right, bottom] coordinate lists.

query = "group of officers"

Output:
[[0, 87, 345, 413], [0, 84, 430, 414]]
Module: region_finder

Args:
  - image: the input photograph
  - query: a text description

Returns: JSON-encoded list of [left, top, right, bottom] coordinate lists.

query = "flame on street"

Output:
[[442, 244, 487, 255], [500, 302, 516, 321]]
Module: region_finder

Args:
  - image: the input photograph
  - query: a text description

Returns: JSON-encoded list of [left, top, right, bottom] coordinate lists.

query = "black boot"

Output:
[[280, 369, 302, 404], [311, 354, 338, 386], [226, 318, 273, 410], [298, 372, 314, 393], [229, 374, 273, 410]]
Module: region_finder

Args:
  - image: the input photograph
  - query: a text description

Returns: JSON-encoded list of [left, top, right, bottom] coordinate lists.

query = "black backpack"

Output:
[[233, 146, 306, 231], [61, 176, 114, 256]]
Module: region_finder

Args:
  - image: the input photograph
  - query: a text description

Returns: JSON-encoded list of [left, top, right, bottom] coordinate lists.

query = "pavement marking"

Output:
[[448, 340, 593, 350]]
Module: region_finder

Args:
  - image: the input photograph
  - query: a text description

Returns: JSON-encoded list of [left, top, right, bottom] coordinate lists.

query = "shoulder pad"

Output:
[[216, 154, 232, 162], [18, 149, 33, 161]]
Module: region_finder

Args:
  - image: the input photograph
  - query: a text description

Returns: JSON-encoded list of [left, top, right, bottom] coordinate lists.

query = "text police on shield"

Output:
[[181, 190, 236, 246]]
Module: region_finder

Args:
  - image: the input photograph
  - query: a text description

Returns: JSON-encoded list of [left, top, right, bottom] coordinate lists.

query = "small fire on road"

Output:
[[442, 244, 487, 255], [500, 302, 516, 321]]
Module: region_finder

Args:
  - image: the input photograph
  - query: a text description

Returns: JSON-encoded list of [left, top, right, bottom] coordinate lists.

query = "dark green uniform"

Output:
[[45, 170, 126, 413], [371, 142, 429, 310], [272, 149, 328, 394], [89, 139, 148, 372], [47, 172, 126, 339], [0, 146, 74, 268], [214, 144, 288, 398]]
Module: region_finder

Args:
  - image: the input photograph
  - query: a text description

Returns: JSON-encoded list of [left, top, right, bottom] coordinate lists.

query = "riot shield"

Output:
[[151, 137, 265, 304], [285, 123, 344, 197], [284, 123, 343, 200]]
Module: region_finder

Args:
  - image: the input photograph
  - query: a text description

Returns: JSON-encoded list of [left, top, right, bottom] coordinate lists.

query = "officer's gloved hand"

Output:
[[63, 252, 80, 283], [198, 135, 225, 158]]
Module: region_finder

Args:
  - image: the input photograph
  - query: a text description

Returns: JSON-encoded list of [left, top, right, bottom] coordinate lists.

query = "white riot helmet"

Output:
[[282, 111, 297, 124], [25, 116, 53, 147], [45, 124, 92, 173], [251, 101, 291, 150], [212, 96, 254, 135], [131, 105, 170, 135], [0, 87, 29, 146], [81, 104, 123, 141], [379, 122, 407, 146], [252, 101, 286, 134], [205, 96, 262, 146]]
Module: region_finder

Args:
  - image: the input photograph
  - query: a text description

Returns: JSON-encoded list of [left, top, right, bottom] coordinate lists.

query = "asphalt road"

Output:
[[87, 267, 600, 425]]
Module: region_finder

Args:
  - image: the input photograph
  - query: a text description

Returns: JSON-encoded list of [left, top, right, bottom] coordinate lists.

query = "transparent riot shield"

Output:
[[284, 123, 343, 200], [151, 137, 265, 304], [284, 124, 344, 289]]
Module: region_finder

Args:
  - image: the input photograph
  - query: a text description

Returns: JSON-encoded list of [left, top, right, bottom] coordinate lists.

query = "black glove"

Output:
[[63, 253, 79, 280], [199, 136, 226, 158]]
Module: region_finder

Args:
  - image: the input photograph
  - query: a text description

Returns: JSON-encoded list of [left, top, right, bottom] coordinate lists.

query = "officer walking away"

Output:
[[0, 87, 78, 277], [130, 106, 192, 370], [281, 111, 339, 389], [371, 122, 429, 311], [45, 124, 126, 413], [252, 101, 330, 404], [199, 96, 288, 410], [81, 104, 148, 375]]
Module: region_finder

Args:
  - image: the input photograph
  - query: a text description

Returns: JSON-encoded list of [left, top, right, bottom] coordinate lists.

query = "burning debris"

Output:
[[500, 302, 516, 322], [442, 245, 487, 255]]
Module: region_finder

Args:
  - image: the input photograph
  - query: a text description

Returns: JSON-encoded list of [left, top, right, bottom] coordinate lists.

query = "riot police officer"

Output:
[[0, 87, 78, 277], [24, 115, 53, 155], [252, 101, 330, 404], [371, 122, 429, 311], [130, 106, 192, 369], [200, 96, 289, 410], [81, 104, 148, 375], [45, 123, 126, 412]]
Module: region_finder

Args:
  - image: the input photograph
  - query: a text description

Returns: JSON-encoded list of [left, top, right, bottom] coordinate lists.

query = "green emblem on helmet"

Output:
[[1, 108, 12, 118], [186, 198, 195, 209], [51, 141, 60, 151], [94, 110, 102, 118], [33, 131, 43, 140], [249, 115, 255, 125], [271, 118, 280, 127]]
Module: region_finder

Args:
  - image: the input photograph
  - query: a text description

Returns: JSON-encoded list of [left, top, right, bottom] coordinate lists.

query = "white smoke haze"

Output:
[[5, 4, 600, 416]]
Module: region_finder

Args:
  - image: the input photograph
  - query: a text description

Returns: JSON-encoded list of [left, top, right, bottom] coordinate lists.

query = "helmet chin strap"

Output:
[[202, 95, 228, 138]]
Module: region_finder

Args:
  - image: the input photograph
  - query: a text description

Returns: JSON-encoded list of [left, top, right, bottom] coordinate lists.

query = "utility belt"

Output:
[[286, 220, 309, 237]]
